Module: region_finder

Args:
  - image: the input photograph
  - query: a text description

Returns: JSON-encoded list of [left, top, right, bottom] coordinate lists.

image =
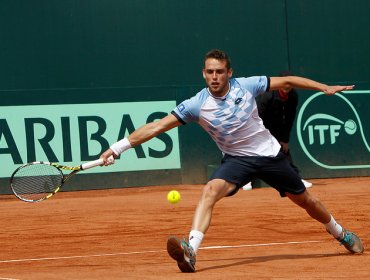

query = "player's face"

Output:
[[203, 58, 232, 97]]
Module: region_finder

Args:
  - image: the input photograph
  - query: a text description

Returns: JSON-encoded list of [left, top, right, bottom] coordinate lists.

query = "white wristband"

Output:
[[110, 138, 132, 156]]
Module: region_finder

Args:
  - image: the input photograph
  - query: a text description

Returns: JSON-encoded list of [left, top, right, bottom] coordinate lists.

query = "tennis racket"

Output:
[[10, 157, 112, 203]]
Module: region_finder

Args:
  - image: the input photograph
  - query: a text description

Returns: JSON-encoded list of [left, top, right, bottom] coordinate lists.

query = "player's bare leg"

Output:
[[286, 190, 330, 223], [286, 190, 364, 253], [167, 179, 236, 272], [192, 179, 236, 233]]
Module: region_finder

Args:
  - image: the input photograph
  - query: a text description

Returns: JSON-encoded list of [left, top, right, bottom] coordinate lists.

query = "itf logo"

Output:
[[297, 91, 370, 169]]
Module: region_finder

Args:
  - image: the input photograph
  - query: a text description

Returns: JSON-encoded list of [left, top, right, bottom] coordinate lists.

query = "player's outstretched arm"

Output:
[[269, 76, 354, 95], [128, 114, 181, 146], [100, 114, 182, 165]]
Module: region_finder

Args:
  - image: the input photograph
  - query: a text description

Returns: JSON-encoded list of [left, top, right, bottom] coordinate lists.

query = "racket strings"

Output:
[[11, 164, 63, 202]]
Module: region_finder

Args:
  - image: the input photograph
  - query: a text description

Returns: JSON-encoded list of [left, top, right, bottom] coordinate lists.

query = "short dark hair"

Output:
[[205, 49, 231, 69]]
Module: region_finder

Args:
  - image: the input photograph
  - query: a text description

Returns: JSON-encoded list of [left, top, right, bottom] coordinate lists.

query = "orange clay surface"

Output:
[[0, 177, 369, 279]]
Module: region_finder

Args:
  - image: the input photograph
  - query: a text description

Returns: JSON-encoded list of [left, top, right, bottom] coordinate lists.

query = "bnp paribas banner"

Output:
[[0, 101, 180, 178], [297, 90, 370, 170]]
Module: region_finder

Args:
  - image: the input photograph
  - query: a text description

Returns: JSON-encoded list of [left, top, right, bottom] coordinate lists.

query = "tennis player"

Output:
[[100, 49, 364, 273]]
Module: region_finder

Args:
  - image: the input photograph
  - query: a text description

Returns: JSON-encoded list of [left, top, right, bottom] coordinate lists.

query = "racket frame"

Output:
[[10, 158, 104, 203]]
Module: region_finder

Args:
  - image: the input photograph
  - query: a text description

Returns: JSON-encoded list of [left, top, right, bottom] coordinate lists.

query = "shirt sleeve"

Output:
[[171, 91, 205, 124], [236, 76, 269, 97]]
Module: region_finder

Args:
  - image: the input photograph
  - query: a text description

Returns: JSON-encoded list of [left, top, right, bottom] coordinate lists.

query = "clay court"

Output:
[[0, 177, 369, 279]]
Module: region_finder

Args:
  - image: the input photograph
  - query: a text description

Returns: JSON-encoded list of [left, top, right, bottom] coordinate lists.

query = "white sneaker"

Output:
[[242, 182, 252, 191], [302, 179, 312, 188]]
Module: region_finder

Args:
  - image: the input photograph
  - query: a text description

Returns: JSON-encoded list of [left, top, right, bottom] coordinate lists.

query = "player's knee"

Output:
[[201, 180, 227, 205], [288, 191, 318, 209], [300, 195, 320, 210], [201, 183, 218, 204]]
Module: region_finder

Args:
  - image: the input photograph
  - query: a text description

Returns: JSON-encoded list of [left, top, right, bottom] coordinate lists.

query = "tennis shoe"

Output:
[[167, 236, 196, 273], [336, 229, 364, 254]]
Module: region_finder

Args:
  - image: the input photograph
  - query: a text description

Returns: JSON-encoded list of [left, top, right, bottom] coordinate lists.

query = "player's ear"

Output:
[[202, 69, 206, 79], [228, 68, 233, 78]]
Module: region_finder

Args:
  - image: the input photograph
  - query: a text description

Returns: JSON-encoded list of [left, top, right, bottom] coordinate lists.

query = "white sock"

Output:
[[189, 230, 204, 253], [325, 215, 343, 239]]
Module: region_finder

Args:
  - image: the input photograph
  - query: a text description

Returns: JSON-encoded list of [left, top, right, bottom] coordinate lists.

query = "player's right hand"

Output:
[[100, 149, 116, 166]]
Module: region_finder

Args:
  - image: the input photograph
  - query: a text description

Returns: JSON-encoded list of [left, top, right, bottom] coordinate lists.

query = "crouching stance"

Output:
[[100, 49, 364, 273]]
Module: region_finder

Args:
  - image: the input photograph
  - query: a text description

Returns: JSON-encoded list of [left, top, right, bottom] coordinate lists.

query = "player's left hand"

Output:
[[323, 85, 355, 95]]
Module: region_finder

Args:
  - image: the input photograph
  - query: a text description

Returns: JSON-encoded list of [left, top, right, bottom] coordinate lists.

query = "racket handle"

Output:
[[81, 158, 104, 170]]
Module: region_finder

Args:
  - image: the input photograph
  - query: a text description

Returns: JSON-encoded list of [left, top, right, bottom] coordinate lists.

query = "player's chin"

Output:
[[209, 85, 221, 94]]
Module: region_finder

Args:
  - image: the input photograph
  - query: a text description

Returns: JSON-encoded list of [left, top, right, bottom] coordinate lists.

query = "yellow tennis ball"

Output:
[[167, 190, 181, 204]]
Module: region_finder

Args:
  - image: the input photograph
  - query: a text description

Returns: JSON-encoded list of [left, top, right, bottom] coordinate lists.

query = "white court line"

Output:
[[0, 250, 166, 264], [0, 240, 321, 264], [200, 240, 321, 250], [0, 277, 21, 280]]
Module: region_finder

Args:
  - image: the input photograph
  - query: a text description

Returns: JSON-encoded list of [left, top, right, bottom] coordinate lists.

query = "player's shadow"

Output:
[[197, 252, 345, 272]]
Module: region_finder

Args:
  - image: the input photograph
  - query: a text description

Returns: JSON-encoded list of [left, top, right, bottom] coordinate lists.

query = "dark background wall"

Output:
[[1, 0, 370, 191]]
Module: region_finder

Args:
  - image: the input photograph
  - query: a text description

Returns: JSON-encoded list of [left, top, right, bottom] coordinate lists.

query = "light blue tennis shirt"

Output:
[[172, 76, 281, 157]]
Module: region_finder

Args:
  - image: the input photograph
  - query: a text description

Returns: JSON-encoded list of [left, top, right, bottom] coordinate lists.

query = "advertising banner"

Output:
[[0, 101, 180, 178]]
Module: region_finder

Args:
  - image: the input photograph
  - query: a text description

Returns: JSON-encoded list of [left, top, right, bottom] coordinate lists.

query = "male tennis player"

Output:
[[100, 49, 364, 273]]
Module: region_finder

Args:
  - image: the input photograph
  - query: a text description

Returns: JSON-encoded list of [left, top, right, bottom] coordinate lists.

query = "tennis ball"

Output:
[[167, 190, 181, 204]]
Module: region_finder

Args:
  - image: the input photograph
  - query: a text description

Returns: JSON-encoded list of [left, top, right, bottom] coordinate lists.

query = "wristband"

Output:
[[110, 137, 132, 156]]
